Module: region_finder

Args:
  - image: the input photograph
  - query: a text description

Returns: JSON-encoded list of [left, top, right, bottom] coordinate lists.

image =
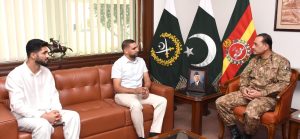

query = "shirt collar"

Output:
[[258, 52, 274, 60], [23, 61, 42, 76], [122, 55, 138, 64]]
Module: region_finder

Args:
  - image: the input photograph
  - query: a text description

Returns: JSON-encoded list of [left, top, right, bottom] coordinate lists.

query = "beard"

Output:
[[35, 58, 48, 67], [129, 53, 138, 59]]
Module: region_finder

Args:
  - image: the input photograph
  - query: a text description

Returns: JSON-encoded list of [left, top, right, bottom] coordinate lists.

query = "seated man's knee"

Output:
[[130, 101, 143, 111], [70, 111, 80, 117], [159, 97, 167, 106], [244, 110, 260, 120], [215, 96, 225, 106], [69, 111, 80, 122], [245, 100, 265, 119]]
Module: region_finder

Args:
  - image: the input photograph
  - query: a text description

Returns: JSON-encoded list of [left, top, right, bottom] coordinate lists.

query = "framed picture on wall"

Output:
[[186, 67, 207, 93], [274, 0, 300, 31]]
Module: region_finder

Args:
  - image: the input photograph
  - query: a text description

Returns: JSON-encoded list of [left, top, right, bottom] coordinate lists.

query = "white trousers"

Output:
[[16, 110, 80, 139], [115, 93, 167, 138]]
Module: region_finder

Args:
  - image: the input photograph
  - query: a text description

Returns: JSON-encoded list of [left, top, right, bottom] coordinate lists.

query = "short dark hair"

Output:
[[257, 33, 272, 50], [26, 39, 49, 58], [121, 39, 136, 51]]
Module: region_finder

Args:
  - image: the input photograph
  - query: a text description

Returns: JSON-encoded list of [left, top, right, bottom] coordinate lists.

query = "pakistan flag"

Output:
[[183, 0, 222, 92], [150, 0, 184, 88]]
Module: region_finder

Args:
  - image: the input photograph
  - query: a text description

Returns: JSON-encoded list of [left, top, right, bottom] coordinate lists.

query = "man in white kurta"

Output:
[[5, 39, 80, 139], [112, 39, 167, 139]]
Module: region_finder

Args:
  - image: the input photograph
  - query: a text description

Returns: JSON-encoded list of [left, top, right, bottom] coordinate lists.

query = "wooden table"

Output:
[[148, 129, 206, 139], [174, 90, 223, 135], [289, 110, 300, 139]]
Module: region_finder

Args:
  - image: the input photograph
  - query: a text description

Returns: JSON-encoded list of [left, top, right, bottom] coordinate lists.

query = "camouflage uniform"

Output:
[[216, 52, 291, 135]]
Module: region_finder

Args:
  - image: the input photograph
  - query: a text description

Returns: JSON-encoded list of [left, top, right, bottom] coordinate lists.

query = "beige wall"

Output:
[[154, 0, 300, 109]]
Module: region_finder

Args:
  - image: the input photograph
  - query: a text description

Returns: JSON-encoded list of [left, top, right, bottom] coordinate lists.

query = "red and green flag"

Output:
[[220, 0, 257, 84]]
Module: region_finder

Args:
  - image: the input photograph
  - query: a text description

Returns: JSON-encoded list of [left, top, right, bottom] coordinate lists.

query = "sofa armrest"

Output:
[[0, 104, 18, 139], [226, 77, 240, 94], [150, 82, 174, 132]]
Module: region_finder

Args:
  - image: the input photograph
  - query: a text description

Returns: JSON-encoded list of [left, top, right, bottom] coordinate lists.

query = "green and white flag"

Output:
[[150, 0, 184, 88], [183, 0, 222, 92]]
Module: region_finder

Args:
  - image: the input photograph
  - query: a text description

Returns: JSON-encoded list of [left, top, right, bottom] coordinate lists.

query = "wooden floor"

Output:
[[174, 102, 299, 139]]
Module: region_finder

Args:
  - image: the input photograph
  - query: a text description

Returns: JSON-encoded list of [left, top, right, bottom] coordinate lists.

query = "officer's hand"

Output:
[[248, 89, 262, 98], [241, 87, 249, 95], [241, 88, 252, 100]]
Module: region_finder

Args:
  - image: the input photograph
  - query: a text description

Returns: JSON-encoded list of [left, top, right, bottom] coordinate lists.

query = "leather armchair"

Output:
[[218, 69, 299, 139]]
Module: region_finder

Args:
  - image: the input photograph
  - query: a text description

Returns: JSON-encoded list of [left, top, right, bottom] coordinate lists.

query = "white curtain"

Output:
[[0, 0, 140, 63]]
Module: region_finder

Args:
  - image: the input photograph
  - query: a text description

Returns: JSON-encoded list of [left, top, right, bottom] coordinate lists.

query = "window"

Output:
[[0, 0, 142, 63]]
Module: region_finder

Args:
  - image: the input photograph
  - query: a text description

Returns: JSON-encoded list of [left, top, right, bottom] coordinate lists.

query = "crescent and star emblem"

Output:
[[184, 33, 217, 67], [156, 38, 174, 58]]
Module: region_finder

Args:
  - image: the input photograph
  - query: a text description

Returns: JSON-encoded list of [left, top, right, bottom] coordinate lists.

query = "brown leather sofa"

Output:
[[0, 64, 174, 139]]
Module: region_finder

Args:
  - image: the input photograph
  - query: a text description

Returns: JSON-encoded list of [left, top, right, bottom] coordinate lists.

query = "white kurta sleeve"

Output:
[[5, 75, 45, 118]]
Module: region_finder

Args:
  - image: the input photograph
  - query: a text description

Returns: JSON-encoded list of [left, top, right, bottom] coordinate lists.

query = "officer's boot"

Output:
[[241, 133, 252, 139], [228, 125, 241, 139]]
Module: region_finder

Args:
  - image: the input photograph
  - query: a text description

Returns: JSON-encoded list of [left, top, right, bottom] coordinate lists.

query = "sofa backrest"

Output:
[[0, 77, 10, 109], [0, 64, 116, 108], [97, 65, 115, 99], [52, 66, 103, 107]]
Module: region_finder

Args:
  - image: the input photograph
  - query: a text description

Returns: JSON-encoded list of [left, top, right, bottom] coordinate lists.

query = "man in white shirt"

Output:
[[5, 39, 80, 139], [111, 39, 167, 139]]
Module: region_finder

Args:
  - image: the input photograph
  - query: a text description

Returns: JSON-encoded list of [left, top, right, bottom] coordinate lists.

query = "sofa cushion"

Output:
[[63, 98, 154, 138], [64, 99, 127, 137], [53, 67, 101, 107], [19, 132, 31, 139]]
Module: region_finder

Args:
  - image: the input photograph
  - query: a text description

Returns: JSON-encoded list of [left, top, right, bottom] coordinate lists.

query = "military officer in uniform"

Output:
[[216, 33, 291, 139]]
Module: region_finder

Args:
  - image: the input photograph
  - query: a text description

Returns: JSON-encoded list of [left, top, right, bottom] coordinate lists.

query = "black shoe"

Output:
[[228, 125, 241, 139], [138, 137, 145, 139], [241, 133, 251, 139], [149, 132, 159, 137]]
